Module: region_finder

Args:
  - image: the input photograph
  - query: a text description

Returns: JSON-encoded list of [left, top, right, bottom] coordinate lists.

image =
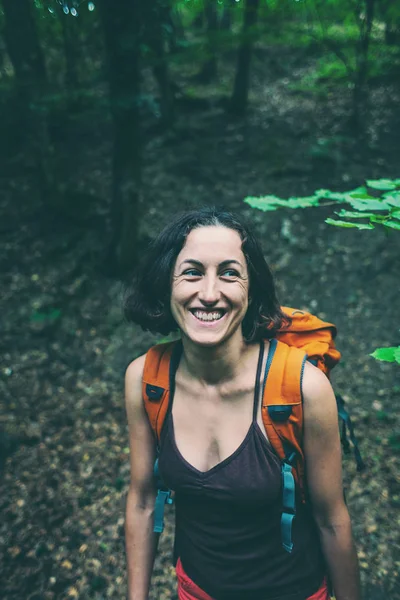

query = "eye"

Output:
[[182, 268, 202, 277], [221, 269, 239, 278]]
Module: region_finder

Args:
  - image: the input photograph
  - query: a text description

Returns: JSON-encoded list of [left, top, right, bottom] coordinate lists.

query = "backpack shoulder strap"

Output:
[[142, 341, 179, 534], [261, 338, 307, 553], [142, 341, 179, 446], [262, 338, 306, 466]]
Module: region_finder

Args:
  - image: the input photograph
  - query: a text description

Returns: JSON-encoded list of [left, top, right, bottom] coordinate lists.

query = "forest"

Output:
[[0, 0, 399, 598]]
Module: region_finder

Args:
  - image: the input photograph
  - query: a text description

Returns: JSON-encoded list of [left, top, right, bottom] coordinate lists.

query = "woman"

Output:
[[123, 208, 361, 600]]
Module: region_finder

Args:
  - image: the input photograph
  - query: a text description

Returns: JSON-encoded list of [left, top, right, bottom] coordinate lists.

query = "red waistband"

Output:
[[176, 558, 330, 600]]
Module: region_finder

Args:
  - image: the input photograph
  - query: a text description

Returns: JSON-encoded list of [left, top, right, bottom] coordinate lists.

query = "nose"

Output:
[[198, 274, 220, 305]]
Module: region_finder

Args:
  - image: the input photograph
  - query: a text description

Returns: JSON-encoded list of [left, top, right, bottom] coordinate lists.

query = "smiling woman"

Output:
[[122, 207, 361, 600], [124, 208, 289, 342], [170, 227, 250, 347]]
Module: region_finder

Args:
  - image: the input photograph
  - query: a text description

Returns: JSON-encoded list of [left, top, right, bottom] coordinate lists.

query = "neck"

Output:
[[180, 330, 251, 386]]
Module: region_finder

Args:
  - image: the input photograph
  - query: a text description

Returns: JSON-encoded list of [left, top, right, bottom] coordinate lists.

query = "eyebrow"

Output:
[[179, 259, 243, 269]]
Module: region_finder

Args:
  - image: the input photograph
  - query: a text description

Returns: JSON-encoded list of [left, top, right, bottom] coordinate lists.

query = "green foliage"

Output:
[[244, 194, 319, 211], [244, 179, 400, 231], [283, 1, 400, 97], [294, 43, 400, 94], [324, 218, 374, 230], [367, 179, 400, 191], [246, 178, 400, 366], [370, 347, 400, 365]]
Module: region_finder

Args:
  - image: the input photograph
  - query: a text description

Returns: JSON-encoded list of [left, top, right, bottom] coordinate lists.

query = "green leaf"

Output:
[[244, 196, 281, 212], [285, 195, 320, 208], [366, 179, 398, 191], [383, 219, 400, 230], [348, 187, 375, 200], [347, 186, 369, 196], [370, 346, 400, 363], [314, 189, 349, 202], [348, 198, 391, 212], [335, 210, 376, 219], [325, 218, 374, 230], [369, 214, 390, 223], [391, 210, 400, 221], [383, 192, 400, 208]]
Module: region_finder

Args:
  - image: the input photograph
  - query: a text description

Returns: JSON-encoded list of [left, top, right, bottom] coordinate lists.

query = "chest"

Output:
[[171, 379, 268, 473]]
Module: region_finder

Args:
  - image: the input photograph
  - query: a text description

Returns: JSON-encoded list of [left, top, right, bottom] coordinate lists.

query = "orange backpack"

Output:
[[142, 307, 363, 552]]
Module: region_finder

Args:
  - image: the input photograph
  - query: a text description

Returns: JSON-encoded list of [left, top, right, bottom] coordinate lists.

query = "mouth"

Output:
[[189, 308, 226, 323]]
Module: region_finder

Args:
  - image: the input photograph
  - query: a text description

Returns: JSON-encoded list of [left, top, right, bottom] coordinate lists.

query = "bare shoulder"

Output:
[[125, 353, 147, 410], [125, 352, 157, 486], [302, 361, 338, 432], [301, 362, 345, 515]]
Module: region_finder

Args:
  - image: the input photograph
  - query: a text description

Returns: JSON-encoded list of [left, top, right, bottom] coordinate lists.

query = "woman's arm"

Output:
[[125, 355, 159, 600], [302, 362, 361, 600]]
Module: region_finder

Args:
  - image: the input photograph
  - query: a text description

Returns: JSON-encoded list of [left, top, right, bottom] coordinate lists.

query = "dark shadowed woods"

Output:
[[0, 1, 399, 599]]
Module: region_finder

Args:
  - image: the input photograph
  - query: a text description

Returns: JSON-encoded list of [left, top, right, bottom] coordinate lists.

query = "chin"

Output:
[[184, 327, 239, 349], [181, 329, 222, 347]]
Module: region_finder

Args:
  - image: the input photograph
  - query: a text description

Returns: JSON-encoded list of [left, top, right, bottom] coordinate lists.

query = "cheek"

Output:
[[171, 279, 185, 296], [236, 282, 250, 305], [170, 281, 188, 311], [169, 292, 180, 324]]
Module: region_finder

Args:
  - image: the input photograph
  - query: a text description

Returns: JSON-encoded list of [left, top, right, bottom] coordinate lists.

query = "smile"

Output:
[[190, 309, 226, 323]]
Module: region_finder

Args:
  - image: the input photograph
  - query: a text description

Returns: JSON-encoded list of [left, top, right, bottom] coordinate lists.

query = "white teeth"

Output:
[[193, 310, 224, 322]]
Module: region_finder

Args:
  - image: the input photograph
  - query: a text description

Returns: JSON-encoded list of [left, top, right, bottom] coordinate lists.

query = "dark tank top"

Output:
[[158, 342, 326, 600]]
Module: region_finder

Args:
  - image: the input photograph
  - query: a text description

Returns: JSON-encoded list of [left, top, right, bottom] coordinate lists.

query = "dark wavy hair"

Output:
[[123, 207, 290, 341]]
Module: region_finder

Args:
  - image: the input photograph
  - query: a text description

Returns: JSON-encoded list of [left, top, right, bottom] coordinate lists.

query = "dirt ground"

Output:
[[1, 46, 400, 599]]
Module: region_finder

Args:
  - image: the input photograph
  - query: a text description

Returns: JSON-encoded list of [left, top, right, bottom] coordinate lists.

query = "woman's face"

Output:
[[170, 226, 249, 347]]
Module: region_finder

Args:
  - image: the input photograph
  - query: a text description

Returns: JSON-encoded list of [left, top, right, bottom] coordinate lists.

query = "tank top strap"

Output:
[[252, 341, 265, 422]]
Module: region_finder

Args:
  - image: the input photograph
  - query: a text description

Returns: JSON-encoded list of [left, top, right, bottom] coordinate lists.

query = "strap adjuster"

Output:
[[281, 461, 296, 553], [153, 489, 173, 534]]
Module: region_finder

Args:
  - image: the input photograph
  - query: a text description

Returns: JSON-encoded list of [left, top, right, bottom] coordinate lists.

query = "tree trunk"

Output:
[[60, 9, 80, 107], [1, 0, 53, 201], [352, 0, 375, 133], [99, 0, 143, 273], [143, 0, 175, 126], [197, 0, 219, 83], [220, 0, 236, 31], [230, 0, 260, 115], [1, 0, 47, 90], [380, 0, 400, 45], [385, 22, 400, 44], [0, 34, 7, 78], [168, 5, 186, 52], [192, 10, 205, 31]]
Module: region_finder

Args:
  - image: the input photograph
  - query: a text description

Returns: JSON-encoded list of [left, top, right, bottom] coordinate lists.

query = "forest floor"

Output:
[[1, 45, 400, 600]]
